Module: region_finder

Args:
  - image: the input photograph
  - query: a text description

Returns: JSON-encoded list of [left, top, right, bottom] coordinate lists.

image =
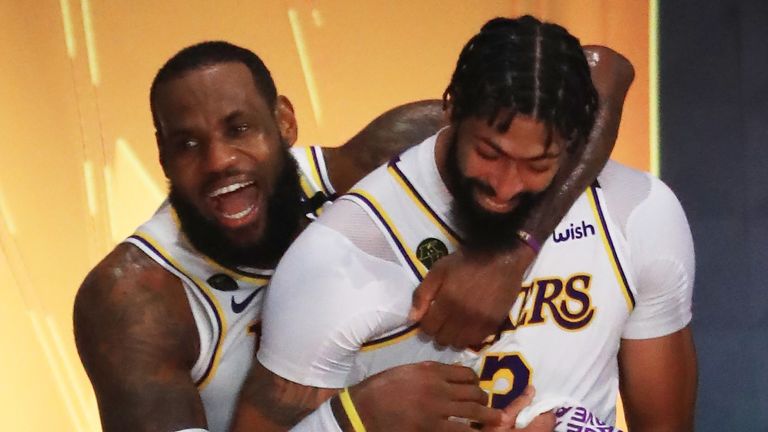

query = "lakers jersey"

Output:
[[345, 147, 632, 423], [124, 145, 334, 431], [292, 145, 337, 218], [258, 133, 693, 426]]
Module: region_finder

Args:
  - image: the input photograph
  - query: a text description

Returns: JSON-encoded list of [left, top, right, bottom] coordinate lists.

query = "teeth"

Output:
[[209, 181, 254, 198], [222, 204, 255, 220]]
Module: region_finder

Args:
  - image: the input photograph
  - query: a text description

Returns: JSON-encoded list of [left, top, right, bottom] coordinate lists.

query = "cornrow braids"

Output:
[[443, 15, 598, 152], [149, 41, 278, 134]]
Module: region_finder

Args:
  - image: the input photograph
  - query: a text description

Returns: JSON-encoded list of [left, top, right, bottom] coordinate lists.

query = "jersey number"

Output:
[[478, 353, 531, 408]]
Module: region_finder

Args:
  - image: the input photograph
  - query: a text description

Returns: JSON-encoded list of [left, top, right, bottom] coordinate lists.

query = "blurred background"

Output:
[[0, 0, 763, 430]]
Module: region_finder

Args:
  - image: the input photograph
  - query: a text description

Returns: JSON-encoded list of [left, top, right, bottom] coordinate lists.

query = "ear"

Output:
[[274, 95, 298, 147], [156, 131, 170, 179], [443, 98, 454, 124]]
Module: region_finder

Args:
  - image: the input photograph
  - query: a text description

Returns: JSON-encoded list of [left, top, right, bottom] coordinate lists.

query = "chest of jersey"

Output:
[[346, 156, 637, 423]]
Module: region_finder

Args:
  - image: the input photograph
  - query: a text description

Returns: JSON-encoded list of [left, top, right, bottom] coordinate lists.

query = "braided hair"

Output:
[[443, 15, 598, 152]]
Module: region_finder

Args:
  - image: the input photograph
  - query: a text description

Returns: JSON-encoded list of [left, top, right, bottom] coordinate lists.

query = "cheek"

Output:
[[460, 148, 489, 180]]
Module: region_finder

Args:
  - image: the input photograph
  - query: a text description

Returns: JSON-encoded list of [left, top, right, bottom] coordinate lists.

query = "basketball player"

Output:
[[236, 16, 695, 432], [74, 35, 631, 432]]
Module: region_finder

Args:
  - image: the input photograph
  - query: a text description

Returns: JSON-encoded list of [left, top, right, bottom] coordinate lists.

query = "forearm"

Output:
[[520, 46, 634, 241], [232, 361, 337, 432]]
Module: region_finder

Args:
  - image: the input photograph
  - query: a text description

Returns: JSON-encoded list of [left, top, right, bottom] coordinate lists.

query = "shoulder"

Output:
[[74, 243, 198, 375], [597, 161, 689, 238], [259, 218, 412, 387]]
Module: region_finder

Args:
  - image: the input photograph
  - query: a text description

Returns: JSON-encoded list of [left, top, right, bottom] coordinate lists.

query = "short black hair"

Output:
[[149, 41, 277, 133], [443, 15, 598, 151]]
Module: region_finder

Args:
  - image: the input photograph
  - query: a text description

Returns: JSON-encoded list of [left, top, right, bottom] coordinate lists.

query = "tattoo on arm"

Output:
[[233, 361, 337, 432], [74, 244, 205, 432]]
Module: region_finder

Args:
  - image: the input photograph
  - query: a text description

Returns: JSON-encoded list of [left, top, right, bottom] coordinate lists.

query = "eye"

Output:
[[475, 143, 499, 161], [180, 138, 199, 149], [230, 123, 250, 137], [525, 160, 555, 174]]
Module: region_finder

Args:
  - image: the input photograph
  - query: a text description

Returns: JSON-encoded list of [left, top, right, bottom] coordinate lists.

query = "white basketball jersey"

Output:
[[123, 146, 333, 431], [292, 145, 337, 218], [341, 144, 636, 424], [125, 203, 272, 432]]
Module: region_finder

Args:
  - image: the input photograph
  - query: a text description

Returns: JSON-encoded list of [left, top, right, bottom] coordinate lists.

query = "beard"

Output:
[[169, 145, 304, 268], [445, 132, 539, 251]]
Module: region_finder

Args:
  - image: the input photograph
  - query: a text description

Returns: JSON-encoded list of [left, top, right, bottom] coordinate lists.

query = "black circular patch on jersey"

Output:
[[416, 238, 449, 269], [207, 273, 238, 291]]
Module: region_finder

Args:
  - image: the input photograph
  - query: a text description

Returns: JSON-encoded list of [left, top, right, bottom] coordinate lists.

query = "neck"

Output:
[[434, 126, 456, 194]]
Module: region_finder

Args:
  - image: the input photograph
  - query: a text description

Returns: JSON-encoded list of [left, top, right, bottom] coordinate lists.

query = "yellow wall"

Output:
[[0, 1, 647, 430]]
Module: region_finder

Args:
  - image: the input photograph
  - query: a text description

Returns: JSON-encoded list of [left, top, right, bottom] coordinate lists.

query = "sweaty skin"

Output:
[[230, 46, 635, 432], [76, 41, 633, 431], [411, 45, 635, 349]]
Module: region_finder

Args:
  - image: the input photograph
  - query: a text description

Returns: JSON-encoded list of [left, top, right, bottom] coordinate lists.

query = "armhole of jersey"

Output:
[[341, 193, 427, 283], [585, 185, 636, 312], [124, 234, 223, 388], [310, 146, 337, 197]]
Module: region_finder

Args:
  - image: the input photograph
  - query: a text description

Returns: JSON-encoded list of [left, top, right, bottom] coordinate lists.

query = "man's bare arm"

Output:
[[324, 99, 446, 194], [74, 244, 206, 432], [519, 45, 635, 241], [412, 46, 636, 348], [619, 327, 697, 431], [232, 361, 502, 432]]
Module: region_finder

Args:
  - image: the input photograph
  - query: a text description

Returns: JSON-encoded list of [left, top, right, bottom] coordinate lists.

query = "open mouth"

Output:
[[474, 190, 519, 214], [207, 180, 262, 228]]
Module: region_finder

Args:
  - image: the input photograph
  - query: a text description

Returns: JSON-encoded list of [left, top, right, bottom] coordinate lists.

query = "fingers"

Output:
[[521, 411, 556, 432], [500, 386, 535, 426], [431, 362, 479, 384], [419, 294, 451, 338], [445, 400, 502, 427], [410, 264, 446, 322]]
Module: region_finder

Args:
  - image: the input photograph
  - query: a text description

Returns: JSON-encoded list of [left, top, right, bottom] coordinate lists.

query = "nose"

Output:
[[202, 138, 237, 173], [487, 161, 525, 203]]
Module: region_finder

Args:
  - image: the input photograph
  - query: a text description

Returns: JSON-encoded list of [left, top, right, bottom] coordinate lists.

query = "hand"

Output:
[[349, 362, 503, 431], [483, 387, 555, 432], [410, 246, 536, 349]]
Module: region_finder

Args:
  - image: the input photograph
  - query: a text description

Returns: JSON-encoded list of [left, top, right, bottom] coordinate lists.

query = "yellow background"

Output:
[[0, 1, 648, 430]]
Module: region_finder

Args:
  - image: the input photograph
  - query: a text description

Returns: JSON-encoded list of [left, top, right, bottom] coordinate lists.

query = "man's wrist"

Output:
[[515, 229, 542, 254]]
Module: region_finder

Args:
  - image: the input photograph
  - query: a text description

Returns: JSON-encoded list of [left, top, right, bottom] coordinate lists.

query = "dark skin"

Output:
[[76, 45, 632, 431], [230, 46, 634, 432], [410, 45, 636, 349], [74, 63, 502, 431], [74, 244, 206, 431]]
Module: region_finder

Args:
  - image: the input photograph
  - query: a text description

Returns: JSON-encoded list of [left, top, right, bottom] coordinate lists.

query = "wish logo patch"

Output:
[[553, 221, 596, 244]]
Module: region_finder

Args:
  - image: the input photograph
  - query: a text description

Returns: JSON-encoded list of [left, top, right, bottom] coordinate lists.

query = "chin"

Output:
[[222, 222, 267, 249]]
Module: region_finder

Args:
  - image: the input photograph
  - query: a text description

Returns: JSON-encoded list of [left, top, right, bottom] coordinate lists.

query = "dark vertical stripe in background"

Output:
[[659, 1, 768, 429]]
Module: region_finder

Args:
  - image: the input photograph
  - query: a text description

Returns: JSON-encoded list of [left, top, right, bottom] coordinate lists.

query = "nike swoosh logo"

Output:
[[231, 287, 264, 314]]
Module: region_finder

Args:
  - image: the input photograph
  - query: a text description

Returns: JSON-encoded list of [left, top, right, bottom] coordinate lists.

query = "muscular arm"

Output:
[[619, 327, 697, 431], [412, 46, 636, 348], [232, 361, 502, 432], [74, 244, 206, 432], [324, 99, 446, 193], [232, 361, 336, 432], [519, 45, 635, 241]]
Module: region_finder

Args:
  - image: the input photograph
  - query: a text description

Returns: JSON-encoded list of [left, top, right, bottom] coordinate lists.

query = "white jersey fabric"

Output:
[[124, 145, 331, 432], [294, 145, 337, 218], [258, 133, 695, 425]]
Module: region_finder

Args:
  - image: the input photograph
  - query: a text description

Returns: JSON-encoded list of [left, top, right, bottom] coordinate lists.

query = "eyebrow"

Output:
[[478, 136, 561, 161], [223, 110, 247, 124]]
